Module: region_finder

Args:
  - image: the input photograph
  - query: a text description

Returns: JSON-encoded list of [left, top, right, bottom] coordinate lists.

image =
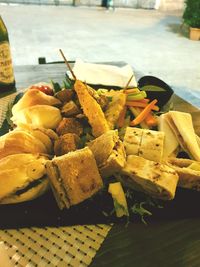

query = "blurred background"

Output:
[[0, 0, 200, 106]]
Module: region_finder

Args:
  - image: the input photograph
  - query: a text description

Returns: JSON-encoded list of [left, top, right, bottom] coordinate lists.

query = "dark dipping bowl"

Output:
[[138, 76, 174, 109]]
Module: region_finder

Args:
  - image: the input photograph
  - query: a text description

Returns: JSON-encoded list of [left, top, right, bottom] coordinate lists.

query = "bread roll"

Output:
[[11, 105, 62, 129], [12, 88, 61, 114], [0, 153, 49, 204], [16, 123, 58, 155], [0, 129, 49, 159]]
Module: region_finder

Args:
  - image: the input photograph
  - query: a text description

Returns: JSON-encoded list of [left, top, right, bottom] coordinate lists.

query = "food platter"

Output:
[[0, 61, 200, 230]]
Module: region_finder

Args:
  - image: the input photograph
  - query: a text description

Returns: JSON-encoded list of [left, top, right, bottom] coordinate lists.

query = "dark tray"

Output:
[[0, 187, 200, 229]]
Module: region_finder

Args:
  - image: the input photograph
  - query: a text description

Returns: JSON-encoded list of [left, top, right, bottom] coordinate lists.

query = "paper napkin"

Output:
[[68, 59, 137, 88]]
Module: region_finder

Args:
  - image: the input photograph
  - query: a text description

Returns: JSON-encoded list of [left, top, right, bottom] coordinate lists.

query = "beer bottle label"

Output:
[[0, 41, 14, 84]]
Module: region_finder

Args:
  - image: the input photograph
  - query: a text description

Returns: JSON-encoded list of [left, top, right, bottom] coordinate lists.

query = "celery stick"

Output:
[[127, 93, 145, 101]]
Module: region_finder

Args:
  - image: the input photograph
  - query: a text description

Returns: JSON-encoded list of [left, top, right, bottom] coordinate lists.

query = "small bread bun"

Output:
[[12, 87, 61, 115], [0, 153, 49, 204], [16, 123, 58, 155], [0, 178, 49, 204], [11, 105, 62, 130], [0, 129, 49, 159]]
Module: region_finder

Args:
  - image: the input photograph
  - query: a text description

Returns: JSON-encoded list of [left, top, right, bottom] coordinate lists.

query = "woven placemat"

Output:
[[0, 224, 111, 266], [0, 93, 112, 266]]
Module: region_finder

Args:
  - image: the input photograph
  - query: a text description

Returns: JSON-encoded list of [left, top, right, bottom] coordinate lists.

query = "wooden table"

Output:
[[4, 63, 200, 266]]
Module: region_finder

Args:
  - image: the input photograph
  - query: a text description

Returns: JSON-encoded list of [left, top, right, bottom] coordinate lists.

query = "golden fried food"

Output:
[[74, 80, 110, 137]]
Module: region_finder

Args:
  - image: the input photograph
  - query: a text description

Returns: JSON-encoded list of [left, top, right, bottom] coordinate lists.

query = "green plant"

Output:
[[183, 0, 200, 28]]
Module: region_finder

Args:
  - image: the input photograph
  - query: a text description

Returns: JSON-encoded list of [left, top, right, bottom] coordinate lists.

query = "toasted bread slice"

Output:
[[46, 147, 103, 209]]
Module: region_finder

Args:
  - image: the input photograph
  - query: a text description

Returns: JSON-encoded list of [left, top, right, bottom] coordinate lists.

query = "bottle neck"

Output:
[[0, 16, 7, 35]]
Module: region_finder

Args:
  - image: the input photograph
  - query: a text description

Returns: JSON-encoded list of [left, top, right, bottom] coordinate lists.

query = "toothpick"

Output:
[[59, 49, 77, 80]]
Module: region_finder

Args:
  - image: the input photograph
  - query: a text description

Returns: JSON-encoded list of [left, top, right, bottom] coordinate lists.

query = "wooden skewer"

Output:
[[123, 74, 134, 92], [59, 49, 77, 80]]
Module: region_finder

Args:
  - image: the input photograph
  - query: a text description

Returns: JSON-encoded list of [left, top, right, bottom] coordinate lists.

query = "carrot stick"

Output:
[[124, 88, 140, 94], [130, 99, 158, 126], [138, 98, 150, 103], [145, 111, 158, 127], [129, 107, 149, 129], [117, 106, 127, 128], [126, 100, 159, 111]]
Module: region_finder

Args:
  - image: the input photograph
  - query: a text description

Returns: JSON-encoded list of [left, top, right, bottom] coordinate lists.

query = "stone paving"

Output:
[[1, 4, 200, 107]]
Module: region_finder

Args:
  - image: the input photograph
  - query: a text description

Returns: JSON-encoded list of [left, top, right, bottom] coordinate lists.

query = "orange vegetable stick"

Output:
[[129, 107, 149, 129], [130, 99, 158, 126], [138, 98, 150, 103], [117, 106, 127, 128], [145, 111, 158, 127], [124, 88, 140, 94], [126, 100, 159, 111]]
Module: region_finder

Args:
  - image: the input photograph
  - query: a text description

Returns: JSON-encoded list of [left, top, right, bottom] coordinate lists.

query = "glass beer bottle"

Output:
[[0, 16, 15, 93]]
